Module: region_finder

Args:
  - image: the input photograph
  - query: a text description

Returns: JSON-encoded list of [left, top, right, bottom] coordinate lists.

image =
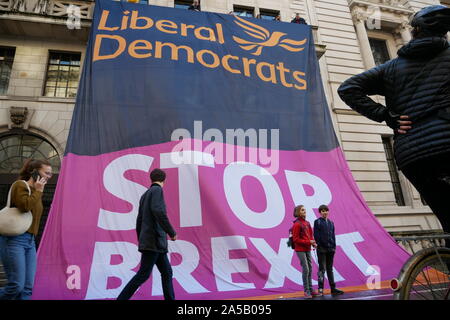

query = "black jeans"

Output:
[[117, 251, 175, 300], [317, 248, 336, 290], [402, 153, 450, 248]]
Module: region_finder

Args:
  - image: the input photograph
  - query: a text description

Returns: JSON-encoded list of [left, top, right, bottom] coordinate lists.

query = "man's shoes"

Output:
[[331, 288, 344, 295], [317, 289, 324, 296], [304, 292, 313, 299], [311, 291, 320, 297]]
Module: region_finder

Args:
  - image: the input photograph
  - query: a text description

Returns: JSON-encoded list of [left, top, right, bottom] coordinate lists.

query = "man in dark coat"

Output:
[[291, 13, 307, 25], [188, 0, 200, 11], [117, 169, 177, 300], [338, 5, 450, 246]]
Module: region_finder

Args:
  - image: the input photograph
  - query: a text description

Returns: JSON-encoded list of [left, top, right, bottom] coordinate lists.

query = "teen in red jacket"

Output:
[[292, 205, 318, 298]]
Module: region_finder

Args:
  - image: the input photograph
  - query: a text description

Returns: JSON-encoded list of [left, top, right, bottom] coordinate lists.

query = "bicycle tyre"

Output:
[[398, 249, 450, 300]]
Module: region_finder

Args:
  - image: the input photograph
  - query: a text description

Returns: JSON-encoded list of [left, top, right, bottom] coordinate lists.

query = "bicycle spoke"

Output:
[[411, 268, 436, 299], [421, 267, 438, 299], [433, 246, 448, 273], [430, 261, 450, 299], [435, 273, 444, 299], [412, 260, 450, 300], [395, 238, 450, 300], [445, 287, 450, 300], [411, 285, 431, 300], [433, 264, 447, 299], [430, 267, 445, 299], [411, 275, 433, 300], [410, 280, 448, 300], [435, 263, 450, 299], [425, 267, 438, 299], [428, 266, 447, 300]]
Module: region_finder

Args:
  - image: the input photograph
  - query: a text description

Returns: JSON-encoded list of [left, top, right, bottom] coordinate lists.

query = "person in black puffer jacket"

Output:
[[338, 5, 450, 246]]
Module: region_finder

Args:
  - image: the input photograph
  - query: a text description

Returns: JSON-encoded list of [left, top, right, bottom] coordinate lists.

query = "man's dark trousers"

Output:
[[402, 153, 450, 249], [317, 247, 336, 290], [117, 251, 175, 300]]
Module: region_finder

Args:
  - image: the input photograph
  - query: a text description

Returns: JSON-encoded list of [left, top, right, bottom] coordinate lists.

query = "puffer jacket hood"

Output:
[[398, 36, 449, 59]]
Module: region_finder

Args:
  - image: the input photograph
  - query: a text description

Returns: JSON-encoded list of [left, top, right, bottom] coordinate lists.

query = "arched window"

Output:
[[0, 133, 61, 174]]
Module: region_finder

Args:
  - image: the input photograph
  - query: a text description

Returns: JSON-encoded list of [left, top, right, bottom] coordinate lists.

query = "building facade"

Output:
[[0, 0, 448, 247]]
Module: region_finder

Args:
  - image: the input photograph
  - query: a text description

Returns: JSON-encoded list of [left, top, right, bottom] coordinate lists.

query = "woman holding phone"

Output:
[[0, 159, 52, 300]]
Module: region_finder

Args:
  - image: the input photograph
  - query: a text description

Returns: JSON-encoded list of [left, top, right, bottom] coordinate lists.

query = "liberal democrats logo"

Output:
[[232, 15, 307, 56]]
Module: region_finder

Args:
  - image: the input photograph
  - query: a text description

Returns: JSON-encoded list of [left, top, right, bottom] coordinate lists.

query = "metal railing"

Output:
[[394, 233, 450, 255]]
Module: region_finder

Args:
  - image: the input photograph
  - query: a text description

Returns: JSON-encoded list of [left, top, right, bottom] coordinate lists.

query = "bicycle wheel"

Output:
[[399, 250, 450, 300]]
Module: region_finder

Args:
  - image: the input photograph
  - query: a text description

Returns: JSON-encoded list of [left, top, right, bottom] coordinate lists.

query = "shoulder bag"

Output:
[[0, 180, 33, 236]]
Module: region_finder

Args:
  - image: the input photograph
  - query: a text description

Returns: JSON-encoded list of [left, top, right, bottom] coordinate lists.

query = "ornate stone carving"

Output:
[[394, 19, 412, 43], [10, 0, 49, 14], [350, 0, 414, 39], [354, 0, 412, 10], [9, 106, 29, 129], [351, 8, 368, 24]]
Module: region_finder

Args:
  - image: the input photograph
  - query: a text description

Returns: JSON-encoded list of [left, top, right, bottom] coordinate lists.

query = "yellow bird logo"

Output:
[[232, 15, 307, 56]]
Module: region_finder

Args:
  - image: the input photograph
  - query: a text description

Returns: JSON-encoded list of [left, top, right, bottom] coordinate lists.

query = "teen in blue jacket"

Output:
[[313, 205, 343, 296]]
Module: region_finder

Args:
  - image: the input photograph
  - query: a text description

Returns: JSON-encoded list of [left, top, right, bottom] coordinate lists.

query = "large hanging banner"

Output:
[[33, 0, 409, 299]]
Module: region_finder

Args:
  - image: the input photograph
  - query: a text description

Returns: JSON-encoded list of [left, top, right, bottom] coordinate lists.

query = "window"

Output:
[[233, 5, 254, 18], [44, 51, 81, 98], [0, 47, 15, 95], [259, 9, 279, 21], [0, 134, 60, 174], [369, 38, 391, 66], [174, 0, 191, 9], [382, 137, 405, 206]]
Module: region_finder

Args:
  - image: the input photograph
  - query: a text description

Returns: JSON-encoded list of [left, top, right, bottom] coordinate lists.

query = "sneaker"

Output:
[[317, 289, 324, 296], [304, 293, 313, 299], [331, 288, 344, 295], [311, 291, 320, 297]]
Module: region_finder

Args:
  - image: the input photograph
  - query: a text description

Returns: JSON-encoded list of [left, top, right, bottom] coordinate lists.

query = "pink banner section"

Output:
[[33, 140, 409, 300]]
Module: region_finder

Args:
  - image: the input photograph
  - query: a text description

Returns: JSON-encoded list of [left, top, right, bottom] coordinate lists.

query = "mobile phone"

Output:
[[31, 169, 41, 181]]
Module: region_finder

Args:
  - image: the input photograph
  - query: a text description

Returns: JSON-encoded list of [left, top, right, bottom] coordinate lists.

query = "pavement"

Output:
[[280, 288, 395, 300], [235, 281, 396, 300], [0, 267, 396, 300]]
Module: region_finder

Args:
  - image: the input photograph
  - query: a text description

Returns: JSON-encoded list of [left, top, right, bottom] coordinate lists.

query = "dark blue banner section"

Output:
[[66, 0, 338, 155]]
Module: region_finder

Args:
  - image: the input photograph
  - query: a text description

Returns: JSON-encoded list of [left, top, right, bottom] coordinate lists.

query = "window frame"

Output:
[[233, 5, 255, 18], [0, 46, 16, 96], [367, 31, 398, 62], [368, 38, 391, 66], [174, 0, 192, 9], [382, 136, 406, 206], [43, 51, 81, 99], [0, 132, 61, 174], [259, 8, 280, 21]]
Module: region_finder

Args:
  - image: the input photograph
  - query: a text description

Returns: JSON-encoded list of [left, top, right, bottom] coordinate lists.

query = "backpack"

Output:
[[286, 219, 298, 249]]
